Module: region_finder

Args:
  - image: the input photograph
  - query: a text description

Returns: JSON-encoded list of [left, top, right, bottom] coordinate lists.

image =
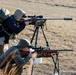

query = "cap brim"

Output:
[[28, 45, 33, 48], [22, 14, 27, 18]]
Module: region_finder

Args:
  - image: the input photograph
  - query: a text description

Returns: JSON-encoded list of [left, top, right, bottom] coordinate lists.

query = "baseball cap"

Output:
[[14, 8, 26, 21], [17, 39, 31, 48]]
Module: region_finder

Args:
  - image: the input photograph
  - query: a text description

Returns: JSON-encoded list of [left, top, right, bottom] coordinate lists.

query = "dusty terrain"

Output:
[[0, 0, 76, 75]]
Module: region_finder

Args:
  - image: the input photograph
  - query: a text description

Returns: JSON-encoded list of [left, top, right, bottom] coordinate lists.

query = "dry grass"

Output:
[[0, 0, 76, 75]]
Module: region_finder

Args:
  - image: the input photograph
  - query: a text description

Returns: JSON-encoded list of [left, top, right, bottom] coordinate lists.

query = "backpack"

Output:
[[0, 8, 10, 25]]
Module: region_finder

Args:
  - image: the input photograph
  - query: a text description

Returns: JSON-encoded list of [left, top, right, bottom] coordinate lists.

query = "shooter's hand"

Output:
[[29, 52, 37, 59], [32, 52, 37, 59]]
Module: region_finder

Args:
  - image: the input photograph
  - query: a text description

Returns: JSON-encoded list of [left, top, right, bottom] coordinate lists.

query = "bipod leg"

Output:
[[41, 26, 50, 47], [30, 27, 37, 44], [51, 52, 59, 75], [35, 26, 40, 47]]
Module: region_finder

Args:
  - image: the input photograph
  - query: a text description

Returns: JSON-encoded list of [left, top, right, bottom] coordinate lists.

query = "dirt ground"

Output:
[[0, 0, 76, 75]]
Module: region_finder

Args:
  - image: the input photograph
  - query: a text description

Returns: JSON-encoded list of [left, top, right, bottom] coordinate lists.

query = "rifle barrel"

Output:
[[47, 49, 73, 51], [37, 18, 72, 20]]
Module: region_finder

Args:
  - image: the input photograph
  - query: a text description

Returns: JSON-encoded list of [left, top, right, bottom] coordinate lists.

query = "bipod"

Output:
[[30, 25, 50, 47]]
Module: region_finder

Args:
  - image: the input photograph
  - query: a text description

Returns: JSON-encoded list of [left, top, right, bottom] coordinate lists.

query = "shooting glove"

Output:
[[30, 17, 36, 25]]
